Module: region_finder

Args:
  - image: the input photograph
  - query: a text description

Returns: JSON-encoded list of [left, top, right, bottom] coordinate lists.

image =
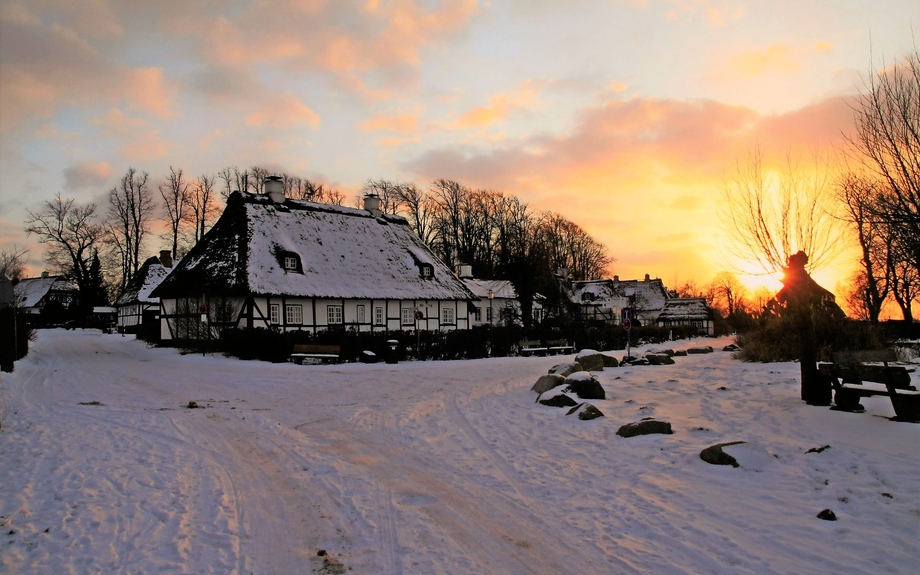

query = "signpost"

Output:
[[621, 307, 632, 358]]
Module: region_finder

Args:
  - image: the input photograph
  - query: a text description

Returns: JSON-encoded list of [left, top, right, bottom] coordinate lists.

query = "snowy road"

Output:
[[1, 329, 918, 574]]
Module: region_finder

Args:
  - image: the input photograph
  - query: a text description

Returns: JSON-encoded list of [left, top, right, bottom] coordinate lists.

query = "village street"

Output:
[[1, 329, 917, 574]]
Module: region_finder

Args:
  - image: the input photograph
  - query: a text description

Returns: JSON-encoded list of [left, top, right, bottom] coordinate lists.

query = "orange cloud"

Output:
[[814, 41, 835, 53], [404, 95, 856, 284], [123, 67, 176, 118], [122, 130, 173, 161], [729, 44, 801, 77], [245, 95, 321, 129], [360, 112, 420, 133], [202, 1, 478, 78], [92, 108, 147, 135], [445, 81, 539, 129], [63, 161, 113, 190]]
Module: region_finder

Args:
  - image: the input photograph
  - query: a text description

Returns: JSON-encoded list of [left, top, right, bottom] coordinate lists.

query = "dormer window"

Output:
[[420, 264, 433, 279], [274, 248, 302, 273]]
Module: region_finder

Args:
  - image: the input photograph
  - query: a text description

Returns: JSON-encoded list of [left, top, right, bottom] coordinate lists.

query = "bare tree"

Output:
[[836, 172, 892, 322], [185, 173, 220, 246], [106, 168, 156, 294], [848, 50, 920, 265], [24, 193, 104, 298], [249, 166, 270, 194], [395, 182, 436, 245], [160, 166, 189, 260], [720, 147, 841, 275], [361, 179, 404, 214], [0, 245, 28, 282], [709, 271, 748, 317]]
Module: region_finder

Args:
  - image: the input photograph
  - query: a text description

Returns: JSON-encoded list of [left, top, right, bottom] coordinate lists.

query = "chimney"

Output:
[[159, 250, 173, 268], [459, 264, 473, 278], [363, 194, 382, 217], [613, 275, 619, 282], [644, 273, 650, 281], [264, 175, 285, 203], [41, 271, 49, 278]]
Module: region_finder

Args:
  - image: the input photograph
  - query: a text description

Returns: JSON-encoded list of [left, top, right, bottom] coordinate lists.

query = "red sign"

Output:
[[623, 318, 631, 331]]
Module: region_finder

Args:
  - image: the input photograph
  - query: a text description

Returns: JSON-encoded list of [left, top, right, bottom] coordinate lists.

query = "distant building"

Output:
[[565, 274, 670, 326], [458, 265, 544, 327], [655, 297, 716, 336], [151, 180, 475, 341], [13, 273, 78, 319], [115, 251, 173, 336]]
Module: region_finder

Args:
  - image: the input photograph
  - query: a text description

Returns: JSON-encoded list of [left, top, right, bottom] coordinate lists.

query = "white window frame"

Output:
[[402, 308, 413, 325], [486, 306, 493, 322], [284, 255, 297, 270], [285, 304, 302, 325], [442, 307, 454, 324], [270, 304, 280, 325], [327, 305, 343, 324], [474, 307, 481, 322], [375, 306, 384, 325], [356, 305, 365, 324]]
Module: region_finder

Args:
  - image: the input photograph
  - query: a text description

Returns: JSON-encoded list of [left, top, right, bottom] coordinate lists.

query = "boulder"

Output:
[[575, 349, 605, 371], [548, 362, 580, 377], [673, 350, 688, 357], [649, 348, 675, 357], [646, 353, 675, 365], [616, 418, 673, 437], [531, 374, 565, 394], [566, 403, 605, 420], [687, 346, 714, 354], [816, 509, 837, 521], [537, 387, 578, 408], [621, 356, 650, 366], [564, 371, 606, 400], [699, 441, 746, 467], [722, 343, 741, 352], [602, 354, 620, 367]]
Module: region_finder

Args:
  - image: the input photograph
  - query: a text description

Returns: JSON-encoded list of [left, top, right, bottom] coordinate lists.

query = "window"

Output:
[[474, 307, 481, 322], [402, 308, 413, 325], [420, 264, 433, 279], [270, 304, 280, 325], [356, 305, 365, 323], [285, 304, 303, 325], [327, 305, 343, 324], [284, 256, 298, 270], [486, 307, 493, 322], [375, 307, 384, 325], [442, 307, 454, 324]]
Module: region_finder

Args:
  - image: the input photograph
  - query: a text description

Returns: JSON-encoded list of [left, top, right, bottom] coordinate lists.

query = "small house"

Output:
[[459, 265, 543, 326], [151, 179, 475, 341], [655, 297, 716, 336], [115, 251, 173, 336], [566, 274, 670, 326], [13, 273, 78, 324]]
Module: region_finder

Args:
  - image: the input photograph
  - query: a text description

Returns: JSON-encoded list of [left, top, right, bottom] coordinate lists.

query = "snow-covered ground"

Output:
[[1, 329, 917, 574]]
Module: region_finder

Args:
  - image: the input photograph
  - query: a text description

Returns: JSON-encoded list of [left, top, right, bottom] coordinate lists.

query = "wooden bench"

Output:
[[547, 339, 574, 355], [290, 344, 341, 365], [818, 350, 920, 421], [519, 339, 548, 357]]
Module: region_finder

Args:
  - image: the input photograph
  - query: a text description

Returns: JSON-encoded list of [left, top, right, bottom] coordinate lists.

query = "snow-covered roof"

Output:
[[568, 277, 669, 310], [13, 276, 77, 308], [462, 278, 517, 300], [115, 257, 170, 306], [656, 298, 713, 321], [153, 192, 475, 301]]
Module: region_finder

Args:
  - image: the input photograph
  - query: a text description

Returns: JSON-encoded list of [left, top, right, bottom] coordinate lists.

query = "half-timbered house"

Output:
[[151, 179, 475, 341]]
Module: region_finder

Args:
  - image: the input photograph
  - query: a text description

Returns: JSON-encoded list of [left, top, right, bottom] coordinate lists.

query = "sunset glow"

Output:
[[1, 1, 918, 299]]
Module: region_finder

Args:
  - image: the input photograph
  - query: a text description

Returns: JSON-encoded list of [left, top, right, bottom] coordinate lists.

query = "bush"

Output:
[[735, 313, 882, 363]]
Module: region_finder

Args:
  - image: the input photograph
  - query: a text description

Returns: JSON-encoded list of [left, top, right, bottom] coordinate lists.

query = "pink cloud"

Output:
[[245, 94, 321, 129], [123, 67, 176, 118]]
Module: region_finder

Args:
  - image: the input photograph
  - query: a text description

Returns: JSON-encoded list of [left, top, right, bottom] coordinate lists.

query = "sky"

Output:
[[2, 0, 919, 297]]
